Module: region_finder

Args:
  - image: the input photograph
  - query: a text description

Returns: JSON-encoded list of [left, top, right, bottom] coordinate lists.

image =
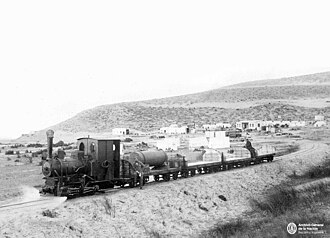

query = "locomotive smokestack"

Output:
[[46, 130, 54, 159]]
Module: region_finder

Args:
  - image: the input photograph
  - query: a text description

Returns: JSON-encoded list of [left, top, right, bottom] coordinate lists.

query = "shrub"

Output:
[[103, 197, 115, 217], [10, 144, 24, 148], [122, 138, 133, 142], [27, 143, 43, 148], [42, 209, 58, 218], [5, 150, 14, 155], [54, 140, 65, 147], [251, 187, 298, 216], [204, 219, 247, 238], [308, 156, 330, 179]]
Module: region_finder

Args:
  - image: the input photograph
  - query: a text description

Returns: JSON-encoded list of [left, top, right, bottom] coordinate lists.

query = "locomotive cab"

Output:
[[76, 137, 121, 181]]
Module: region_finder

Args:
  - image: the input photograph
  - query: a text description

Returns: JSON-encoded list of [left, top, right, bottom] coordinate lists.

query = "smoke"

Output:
[[20, 185, 41, 202], [18, 185, 67, 209]]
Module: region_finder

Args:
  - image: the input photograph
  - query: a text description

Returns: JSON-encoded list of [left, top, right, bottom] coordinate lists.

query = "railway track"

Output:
[[0, 198, 50, 210], [275, 140, 321, 161], [0, 196, 67, 215]]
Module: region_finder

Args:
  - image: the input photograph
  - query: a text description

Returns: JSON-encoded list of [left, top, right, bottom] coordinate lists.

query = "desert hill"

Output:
[[223, 71, 330, 89], [16, 71, 330, 142]]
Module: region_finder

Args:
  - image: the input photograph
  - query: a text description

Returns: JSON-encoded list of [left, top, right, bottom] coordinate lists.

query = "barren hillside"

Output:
[[16, 103, 330, 143], [16, 71, 330, 142], [223, 71, 330, 88]]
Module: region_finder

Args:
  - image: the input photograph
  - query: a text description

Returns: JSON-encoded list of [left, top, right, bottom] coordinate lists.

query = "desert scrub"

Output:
[[203, 181, 330, 237], [307, 155, 330, 179], [5, 150, 14, 155], [201, 219, 248, 238], [42, 209, 58, 218], [251, 186, 298, 216]]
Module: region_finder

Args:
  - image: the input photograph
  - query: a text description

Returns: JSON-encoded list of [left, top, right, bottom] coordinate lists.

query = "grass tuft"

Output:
[[251, 186, 298, 216], [42, 209, 58, 218], [202, 219, 247, 238]]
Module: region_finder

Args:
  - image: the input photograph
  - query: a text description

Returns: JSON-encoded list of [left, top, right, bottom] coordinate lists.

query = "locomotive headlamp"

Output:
[[42, 161, 52, 177]]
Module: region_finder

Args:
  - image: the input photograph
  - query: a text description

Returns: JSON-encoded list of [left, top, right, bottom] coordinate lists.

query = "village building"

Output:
[[314, 121, 327, 127], [315, 115, 325, 121], [159, 124, 188, 134], [216, 122, 232, 128], [313, 115, 326, 127], [202, 124, 218, 131], [112, 128, 130, 135], [288, 121, 306, 127], [205, 130, 230, 149], [236, 120, 265, 131]]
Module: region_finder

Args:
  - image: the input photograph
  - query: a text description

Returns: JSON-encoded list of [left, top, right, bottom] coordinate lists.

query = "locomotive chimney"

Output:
[[46, 130, 54, 159]]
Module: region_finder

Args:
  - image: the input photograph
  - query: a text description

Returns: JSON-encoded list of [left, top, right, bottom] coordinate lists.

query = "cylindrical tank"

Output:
[[129, 150, 168, 167], [42, 157, 87, 177]]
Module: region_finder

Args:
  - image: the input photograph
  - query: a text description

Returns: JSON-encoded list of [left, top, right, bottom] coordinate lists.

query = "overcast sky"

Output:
[[1, 0, 330, 139]]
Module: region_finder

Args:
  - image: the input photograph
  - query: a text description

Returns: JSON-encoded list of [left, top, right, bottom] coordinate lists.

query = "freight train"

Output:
[[41, 130, 275, 197]]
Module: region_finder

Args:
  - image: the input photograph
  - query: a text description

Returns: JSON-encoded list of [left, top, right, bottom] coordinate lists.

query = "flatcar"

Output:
[[41, 130, 275, 197]]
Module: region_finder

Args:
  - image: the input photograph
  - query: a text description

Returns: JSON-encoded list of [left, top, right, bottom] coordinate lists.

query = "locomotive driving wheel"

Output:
[[173, 173, 178, 180], [154, 175, 160, 181], [129, 180, 135, 188], [163, 174, 170, 181], [181, 171, 188, 178]]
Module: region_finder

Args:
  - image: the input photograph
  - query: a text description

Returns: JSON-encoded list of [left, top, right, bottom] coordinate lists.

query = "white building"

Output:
[[112, 128, 130, 135], [206, 130, 230, 149], [159, 124, 188, 134], [314, 121, 327, 127], [203, 122, 232, 131], [315, 115, 325, 121], [188, 137, 209, 149], [236, 121, 264, 131], [202, 124, 217, 130], [156, 138, 180, 151], [288, 121, 306, 127], [216, 122, 232, 128]]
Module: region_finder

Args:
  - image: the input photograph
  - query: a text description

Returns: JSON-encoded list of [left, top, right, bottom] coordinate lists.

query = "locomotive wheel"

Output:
[[197, 168, 202, 174], [143, 177, 149, 185], [191, 170, 196, 177], [129, 181, 135, 188], [182, 171, 188, 178], [163, 174, 170, 181], [173, 173, 178, 180], [154, 175, 160, 182]]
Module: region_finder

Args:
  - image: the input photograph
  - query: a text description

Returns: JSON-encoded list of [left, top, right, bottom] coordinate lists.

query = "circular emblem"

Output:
[[287, 222, 297, 234]]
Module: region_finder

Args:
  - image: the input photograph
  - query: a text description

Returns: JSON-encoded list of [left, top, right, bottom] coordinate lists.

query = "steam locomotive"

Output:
[[41, 130, 275, 197]]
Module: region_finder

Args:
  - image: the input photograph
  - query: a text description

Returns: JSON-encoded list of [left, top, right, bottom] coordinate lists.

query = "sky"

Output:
[[1, 0, 330, 139]]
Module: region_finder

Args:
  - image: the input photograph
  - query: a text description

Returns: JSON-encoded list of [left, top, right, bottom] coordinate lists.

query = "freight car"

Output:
[[41, 130, 275, 197]]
